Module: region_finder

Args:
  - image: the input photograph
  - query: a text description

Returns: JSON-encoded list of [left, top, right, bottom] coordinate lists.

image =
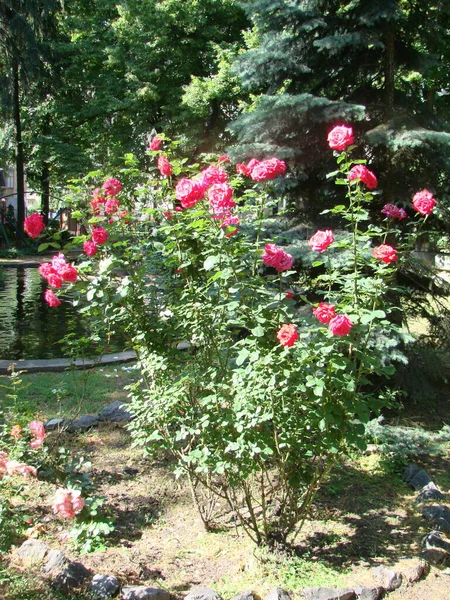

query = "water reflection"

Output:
[[0, 266, 123, 360]]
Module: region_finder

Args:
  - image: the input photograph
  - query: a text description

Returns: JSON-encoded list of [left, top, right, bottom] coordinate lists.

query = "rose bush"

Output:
[[53, 128, 435, 547]]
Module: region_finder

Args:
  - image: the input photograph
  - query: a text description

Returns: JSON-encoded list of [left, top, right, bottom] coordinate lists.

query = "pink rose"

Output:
[[285, 290, 294, 299], [218, 154, 231, 163], [327, 125, 354, 151], [158, 154, 172, 177], [92, 227, 109, 245], [249, 158, 286, 181], [348, 165, 377, 189], [412, 190, 436, 216], [236, 163, 250, 176], [47, 273, 63, 289], [175, 178, 206, 209], [51, 253, 67, 271], [105, 198, 120, 215], [90, 199, 102, 215], [149, 134, 162, 151], [29, 421, 46, 449], [52, 488, 85, 519], [372, 244, 398, 265], [329, 315, 353, 337], [208, 183, 235, 218], [39, 263, 53, 278], [44, 289, 61, 307], [24, 213, 45, 239], [381, 204, 407, 220], [313, 302, 336, 324], [277, 324, 299, 347], [83, 240, 98, 256], [308, 230, 334, 252], [6, 460, 37, 478], [201, 165, 228, 186], [59, 264, 78, 283], [262, 244, 294, 272], [102, 178, 122, 196]]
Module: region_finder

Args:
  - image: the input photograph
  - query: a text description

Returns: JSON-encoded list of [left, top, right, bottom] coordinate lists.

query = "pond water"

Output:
[[0, 266, 126, 360]]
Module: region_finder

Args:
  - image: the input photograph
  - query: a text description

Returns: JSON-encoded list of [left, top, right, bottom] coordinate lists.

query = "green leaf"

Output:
[[38, 243, 49, 252], [251, 325, 265, 337], [203, 255, 220, 271]]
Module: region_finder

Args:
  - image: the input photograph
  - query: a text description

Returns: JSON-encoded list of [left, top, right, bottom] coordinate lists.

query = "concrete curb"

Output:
[[0, 350, 137, 374]]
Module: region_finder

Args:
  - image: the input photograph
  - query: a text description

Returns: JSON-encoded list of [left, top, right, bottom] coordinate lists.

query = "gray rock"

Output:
[[122, 587, 171, 600], [66, 414, 99, 432], [433, 516, 450, 534], [422, 548, 449, 566], [16, 539, 48, 564], [372, 566, 402, 592], [353, 586, 384, 600], [52, 561, 91, 593], [231, 591, 254, 600], [264, 589, 291, 600], [408, 470, 432, 491], [423, 530, 450, 553], [416, 482, 445, 503], [89, 574, 120, 598], [405, 561, 429, 583], [41, 549, 68, 573], [302, 588, 355, 600], [44, 418, 66, 431], [422, 504, 450, 523], [184, 588, 222, 600], [403, 463, 420, 483], [98, 401, 133, 423]]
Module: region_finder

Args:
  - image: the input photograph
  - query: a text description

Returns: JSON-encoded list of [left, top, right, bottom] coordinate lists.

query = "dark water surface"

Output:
[[0, 266, 124, 360]]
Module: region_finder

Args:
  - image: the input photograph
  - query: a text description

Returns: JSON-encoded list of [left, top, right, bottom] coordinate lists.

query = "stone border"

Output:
[[0, 350, 137, 374]]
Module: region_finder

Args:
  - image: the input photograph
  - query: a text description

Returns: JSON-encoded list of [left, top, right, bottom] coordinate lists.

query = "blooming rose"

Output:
[[0, 452, 8, 474], [308, 230, 335, 252], [329, 315, 353, 337], [29, 421, 46, 449], [105, 198, 120, 215], [236, 163, 250, 176], [218, 154, 231, 163], [201, 165, 228, 186], [51, 488, 85, 519], [348, 164, 377, 189], [83, 240, 98, 256], [381, 204, 407, 220], [285, 290, 294, 299], [5, 460, 37, 478], [47, 273, 63, 289], [313, 302, 336, 324], [90, 199, 102, 215], [208, 183, 235, 218], [327, 125, 354, 151], [157, 154, 172, 177], [102, 178, 122, 196], [221, 215, 239, 238], [92, 227, 109, 245], [51, 253, 67, 271], [277, 324, 299, 347], [262, 244, 294, 272], [412, 189, 436, 216], [175, 178, 206, 209], [149, 134, 162, 151], [250, 158, 287, 181], [39, 263, 53, 278], [24, 213, 45, 238], [44, 289, 61, 307], [59, 264, 78, 283], [372, 244, 398, 265]]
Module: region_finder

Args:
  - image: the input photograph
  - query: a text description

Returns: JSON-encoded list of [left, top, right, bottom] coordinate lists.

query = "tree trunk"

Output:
[[13, 59, 25, 237], [383, 25, 395, 203]]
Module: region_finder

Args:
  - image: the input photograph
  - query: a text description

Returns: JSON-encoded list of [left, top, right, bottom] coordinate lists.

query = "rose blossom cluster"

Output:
[[236, 158, 286, 181], [29, 420, 46, 449], [313, 303, 353, 337], [24, 213, 45, 239], [90, 178, 124, 218], [262, 243, 294, 272], [348, 164, 377, 189], [0, 452, 37, 478], [39, 253, 78, 307], [51, 488, 85, 519]]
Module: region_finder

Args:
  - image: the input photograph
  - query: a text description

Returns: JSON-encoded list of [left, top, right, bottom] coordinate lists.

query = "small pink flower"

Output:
[[44, 289, 61, 307], [308, 230, 334, 253], [157, 154, 172, 177], [249, 158, 286, 181], [29, 421, 46, 449], [348, 165, 377, 189], [51, 253, 67, 271], [83, 240, 98, 256], [381, 204, 407, 220], [6, 460, 37, 478], [372, 244, 398, 265], [412, 189, 436, 216], [24, 213, 45, 238], [105, 197, 120, 215], [149, 134, 162, 151], [51, 488, 85, 519], [39, 263, 53, 278], [102, 178, 122, 196], [92, 227, 109, 245], [277, 324, 299, 347], [329, 315, 353, 337], [262, 244, 294, 272], [313, 303, 336, 324], [327, 125, 354, 151]]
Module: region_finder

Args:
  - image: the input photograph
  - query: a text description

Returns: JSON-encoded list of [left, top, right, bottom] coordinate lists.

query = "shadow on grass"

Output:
[[108, 493, 161, 543]]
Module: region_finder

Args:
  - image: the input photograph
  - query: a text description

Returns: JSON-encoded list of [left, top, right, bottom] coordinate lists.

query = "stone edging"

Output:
[[0, 350, 137, 374]]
